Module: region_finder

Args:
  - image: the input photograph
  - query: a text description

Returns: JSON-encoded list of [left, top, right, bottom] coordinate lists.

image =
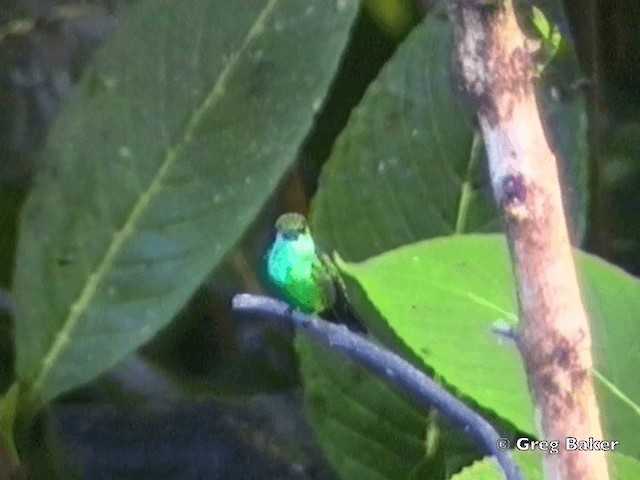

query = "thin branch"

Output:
[[232, 293, 523, 480], [447, 2, 608, 479]]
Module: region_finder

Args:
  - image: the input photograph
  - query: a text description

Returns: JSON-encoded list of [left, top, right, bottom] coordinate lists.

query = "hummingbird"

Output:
[[266, 213, 361, 329]]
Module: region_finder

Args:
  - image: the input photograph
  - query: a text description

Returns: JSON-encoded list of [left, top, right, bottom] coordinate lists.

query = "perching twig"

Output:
[[233, 293, 523, 480], [447, 2, 608, 480]]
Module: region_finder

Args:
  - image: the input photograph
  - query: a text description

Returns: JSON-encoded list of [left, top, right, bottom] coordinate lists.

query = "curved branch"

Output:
[[232, 293, 523, 480]]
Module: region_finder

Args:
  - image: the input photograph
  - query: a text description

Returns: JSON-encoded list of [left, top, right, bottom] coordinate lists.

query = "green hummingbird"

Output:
[[266, 212, 350, 318]]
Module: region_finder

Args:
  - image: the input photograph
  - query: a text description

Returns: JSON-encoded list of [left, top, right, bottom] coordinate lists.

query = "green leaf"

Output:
[[609, 453, 640, 479], [311, 11, 587, 262], [296, 335, 482, 480], [0, 384, 19, 465], [580, 256, 640, 456], [0, 187, 25, 288], [338, 235, 640, 458], [450, 452, 640, 480], [531, 6, 553, 40], [338, 235, 531, 432], [451, 451, 542, 480], [13, 0, 359, 406], [0, 187, 24, 392], [296, 336, 428, 480], [530, 6, 562, 56]]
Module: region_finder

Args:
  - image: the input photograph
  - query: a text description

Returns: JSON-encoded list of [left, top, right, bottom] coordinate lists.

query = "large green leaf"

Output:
[[296, 336, 483, 480], [450, 451, 640, 480], [580, 255, 640, 458], [451, 451, 542, 480], [311, 9, 587, 262], [338, 235, 640, 458], [0, 187, 24, 391], [12, 0, 359, 406], [0, 384, 19, 466], [296, 337, 428, 480]]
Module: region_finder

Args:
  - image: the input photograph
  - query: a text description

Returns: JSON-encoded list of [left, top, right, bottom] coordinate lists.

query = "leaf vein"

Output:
[[30, 0, 282, 398]]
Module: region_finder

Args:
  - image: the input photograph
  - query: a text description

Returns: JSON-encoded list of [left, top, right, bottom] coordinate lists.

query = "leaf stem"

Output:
[[454, 132, 482, 234]]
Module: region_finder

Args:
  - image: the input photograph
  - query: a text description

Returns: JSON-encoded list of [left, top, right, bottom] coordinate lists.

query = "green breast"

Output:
[[266, 232, 331, 313]]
